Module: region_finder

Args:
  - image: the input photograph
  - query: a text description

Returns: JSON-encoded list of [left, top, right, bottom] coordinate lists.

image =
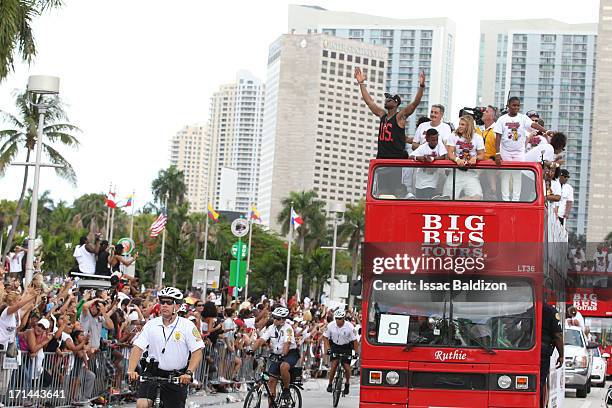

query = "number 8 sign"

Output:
[[377, 314, 410, 344]]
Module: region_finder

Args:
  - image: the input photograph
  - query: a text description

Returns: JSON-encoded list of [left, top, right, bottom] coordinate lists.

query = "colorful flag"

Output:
[[250, 205, 261, 222], [117, 194, 133, 208], [150, 209, 167, 237], [291, 208, 303, 229], [105, 191, 117, 208], [207, 203, 219, 223]]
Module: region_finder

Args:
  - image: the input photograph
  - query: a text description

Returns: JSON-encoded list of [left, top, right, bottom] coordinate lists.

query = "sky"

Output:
[[0, 0, 600, 209]]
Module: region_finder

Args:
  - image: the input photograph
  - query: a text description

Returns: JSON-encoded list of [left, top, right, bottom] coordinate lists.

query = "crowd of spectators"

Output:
[[0, 261, 360, 404]]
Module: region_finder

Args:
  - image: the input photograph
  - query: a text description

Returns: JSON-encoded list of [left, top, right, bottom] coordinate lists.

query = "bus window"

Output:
[[368, 276, 535, 350], [372, 166, 538, 202]]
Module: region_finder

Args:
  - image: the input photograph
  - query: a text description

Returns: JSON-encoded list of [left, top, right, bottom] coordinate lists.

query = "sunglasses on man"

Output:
[[159, 299, 176, 306]]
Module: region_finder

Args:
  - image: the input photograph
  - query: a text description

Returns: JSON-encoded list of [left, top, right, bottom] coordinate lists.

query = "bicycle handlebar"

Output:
[[139, 375, 182, 384]]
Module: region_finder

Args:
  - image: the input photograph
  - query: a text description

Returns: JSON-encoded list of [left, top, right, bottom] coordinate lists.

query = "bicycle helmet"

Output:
[[157, 286, 183, 301], [271, 307, 289, 319], [178, 303, 189, 314], [334, 309, 346, 319]]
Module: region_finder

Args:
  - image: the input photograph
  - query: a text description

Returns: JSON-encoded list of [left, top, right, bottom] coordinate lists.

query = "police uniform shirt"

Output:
[[261, 323, 297, 355], [323, 321, 359, 346], [134, 316, 204, 371], [541, 303, 562, 356]]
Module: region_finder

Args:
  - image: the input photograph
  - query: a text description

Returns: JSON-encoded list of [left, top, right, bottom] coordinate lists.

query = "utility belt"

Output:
[[142, 358, 186, 378]]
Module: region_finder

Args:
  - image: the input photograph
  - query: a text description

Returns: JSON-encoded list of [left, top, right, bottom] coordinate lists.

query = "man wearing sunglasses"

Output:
[[323, 309, 359, 395], [127, 287, 203, 408], [252, 307, 299, 404]]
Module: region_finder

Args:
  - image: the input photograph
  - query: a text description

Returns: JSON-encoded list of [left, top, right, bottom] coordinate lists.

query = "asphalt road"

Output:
[[221, 378, 609, 408]]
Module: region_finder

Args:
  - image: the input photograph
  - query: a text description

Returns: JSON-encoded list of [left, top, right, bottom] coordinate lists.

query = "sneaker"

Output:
[[326, 383, 333, 393], [281, 388, 291, 400], [343, 383, 350, 395]]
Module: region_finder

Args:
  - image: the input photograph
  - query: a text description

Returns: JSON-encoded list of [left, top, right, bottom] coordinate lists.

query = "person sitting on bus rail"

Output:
[[443, 115, 485, 200], [323, 309, 359, 396], [409, 128, 447, 199]]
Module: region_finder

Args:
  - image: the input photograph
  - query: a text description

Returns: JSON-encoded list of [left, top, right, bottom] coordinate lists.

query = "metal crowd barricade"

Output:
[[203, 341, 256, 389]]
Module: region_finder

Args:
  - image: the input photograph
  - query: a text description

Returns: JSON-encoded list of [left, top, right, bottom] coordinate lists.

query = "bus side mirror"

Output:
[[603, 353, 610, 359], [350, 279, 362, 296]]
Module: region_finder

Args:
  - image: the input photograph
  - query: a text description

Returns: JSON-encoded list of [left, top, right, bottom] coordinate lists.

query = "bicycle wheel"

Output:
[[244, 387, 262, 408], [289, 385, 302, 408], [332, 366, 343, 407]]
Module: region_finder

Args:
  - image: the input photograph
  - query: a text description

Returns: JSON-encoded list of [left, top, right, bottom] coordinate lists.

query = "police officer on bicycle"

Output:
[[127, 287, 204, 408], [253, 307, 299, 403], [323, 309, 359, 395]]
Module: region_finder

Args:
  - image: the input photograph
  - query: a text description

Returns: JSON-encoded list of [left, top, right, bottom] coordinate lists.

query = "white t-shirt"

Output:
[[414, 122, 453, 146], [9, 251, 24, 273], [323, 321, 359, 346], [558, 183, 574, 219], [525, 140, 554, 163], [446, 133, 485, 158], [134, 316, 204, 371], [410, 143, 448, 190], [0, 308, 18, 348], [73, 244, 96, 274], [494, 113, 533, 154]]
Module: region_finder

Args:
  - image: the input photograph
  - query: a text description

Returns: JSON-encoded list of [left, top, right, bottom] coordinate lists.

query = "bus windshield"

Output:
[[368, 276, 534, 350], [372, 165, 538, 202]]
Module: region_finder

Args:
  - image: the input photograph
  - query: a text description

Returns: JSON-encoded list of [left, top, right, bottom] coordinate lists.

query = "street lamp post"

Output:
[[24, 76, 60, 286], [328, 201, 345, 302]]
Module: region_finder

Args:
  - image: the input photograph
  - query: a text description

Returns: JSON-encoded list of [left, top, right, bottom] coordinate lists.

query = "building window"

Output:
[[323, 50, 328, 57]]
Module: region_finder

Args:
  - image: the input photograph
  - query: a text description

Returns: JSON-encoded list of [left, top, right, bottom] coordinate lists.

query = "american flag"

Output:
[[150, 209, 167, 237]]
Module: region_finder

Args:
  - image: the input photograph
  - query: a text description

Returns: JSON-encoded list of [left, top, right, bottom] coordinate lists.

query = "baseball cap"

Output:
[[560, 169, 570, 178], [384, 93, 401, 105], [38, 318, 51, 329], [526, 110, 539, 118]]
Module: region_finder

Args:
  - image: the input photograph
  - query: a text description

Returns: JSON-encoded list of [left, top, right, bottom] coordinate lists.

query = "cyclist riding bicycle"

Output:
[[323, 309, 359, 395], [127, 287, 204, 408], [253, 307, 300, 403]]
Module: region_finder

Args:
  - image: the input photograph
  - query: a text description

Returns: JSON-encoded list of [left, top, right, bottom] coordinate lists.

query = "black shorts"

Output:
[[330, 344, 353, 364], [269, 350, 300, 376], [137, 379, 188, 408]]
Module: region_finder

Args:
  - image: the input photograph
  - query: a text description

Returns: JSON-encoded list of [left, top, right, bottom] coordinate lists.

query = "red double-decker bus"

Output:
[[358, 160, 567, 408]]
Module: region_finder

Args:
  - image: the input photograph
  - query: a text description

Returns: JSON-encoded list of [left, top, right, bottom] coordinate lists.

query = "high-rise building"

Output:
[[169, 124, 210, 213], [477, 20, 597, 235], [288, 5, 455, 133], [207, 70, 265, 212], [587, 0, 612, 244], [258, 33, 387, 231]]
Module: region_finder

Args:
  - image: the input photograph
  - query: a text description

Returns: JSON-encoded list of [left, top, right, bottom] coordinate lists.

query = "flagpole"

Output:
[[129, 190, 135, 240], [159, 195, 168, 287], [245, 209, 254, 300], [105, 182, 112, 239], [109, 207, 115, 245], [284, 205, 293, 301], [203, 204, 210, 261]]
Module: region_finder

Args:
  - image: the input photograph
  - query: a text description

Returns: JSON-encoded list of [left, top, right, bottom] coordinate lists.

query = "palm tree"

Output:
[[151, 166, 186, 209], [302, 249, 332, 302], [337, 199, 365, 308], [0, 0, 64, 81], [277, 190, 326, 254], [72, 193, 108, 233], [0, 91, 80, 256]]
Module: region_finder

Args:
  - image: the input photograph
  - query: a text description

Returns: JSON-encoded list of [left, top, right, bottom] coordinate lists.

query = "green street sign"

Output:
[[231, 242, 248, 259], [230, 260, 247, 288]]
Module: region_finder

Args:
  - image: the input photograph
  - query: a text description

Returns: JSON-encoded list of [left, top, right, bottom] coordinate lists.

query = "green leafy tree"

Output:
[[72, 193, 108, 234], [0, 91, 80, 255], [0, 0, 64, 81], [337, 199, 365, 308], [151, 166, 186, 210]]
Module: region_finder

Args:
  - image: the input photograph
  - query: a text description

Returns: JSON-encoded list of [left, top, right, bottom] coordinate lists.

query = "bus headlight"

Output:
[[386, 371, 400, 385], [498, 375, 512, 389]]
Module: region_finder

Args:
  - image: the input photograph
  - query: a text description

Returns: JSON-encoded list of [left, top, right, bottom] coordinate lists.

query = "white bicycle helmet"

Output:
[[271, 307, 289, 319], [334, 309, 346, 319], [157, 287, 184, 301]]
